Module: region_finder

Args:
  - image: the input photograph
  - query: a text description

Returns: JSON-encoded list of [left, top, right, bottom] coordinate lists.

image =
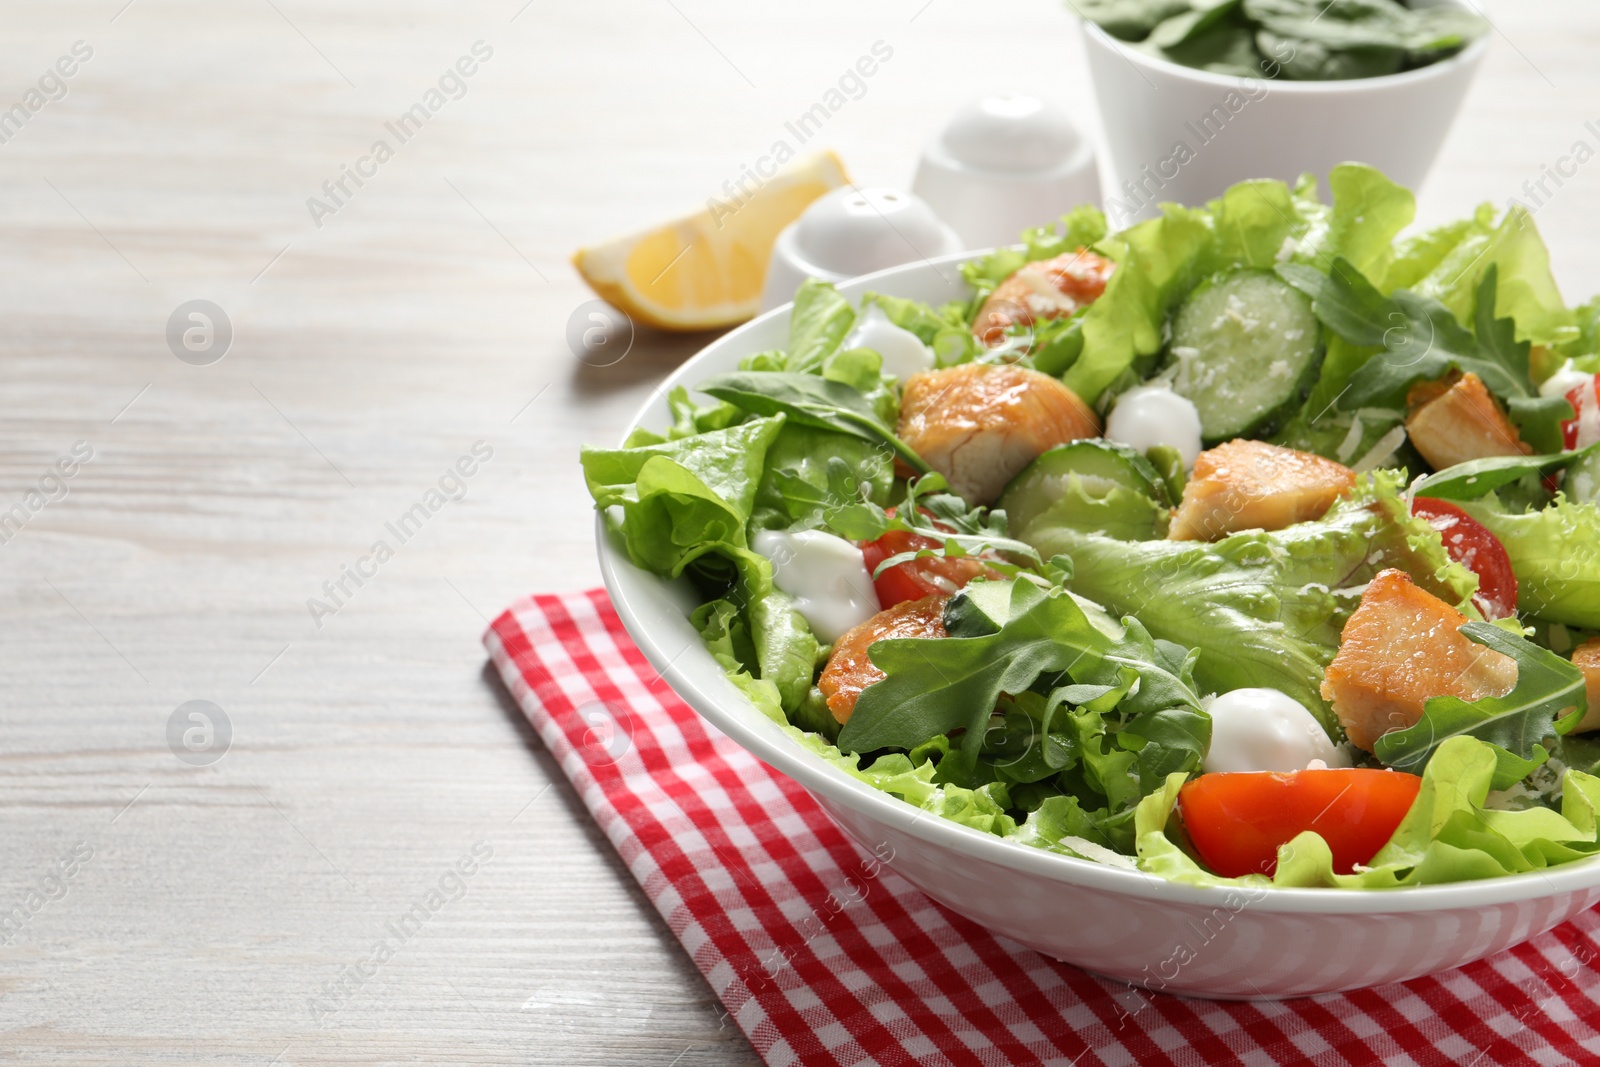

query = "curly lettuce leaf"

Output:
[[1061, 204, 1214, 406], [1413, 204, 1576, 348], [1291, 163, 1416, 286], [1134, 736, 1600, 888], [1461, 493, 1600, 629], [1039, 471, 1478, 733]]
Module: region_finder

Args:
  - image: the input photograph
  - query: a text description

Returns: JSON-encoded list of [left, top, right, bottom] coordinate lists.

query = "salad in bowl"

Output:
[[582, 164, 1600, 905]]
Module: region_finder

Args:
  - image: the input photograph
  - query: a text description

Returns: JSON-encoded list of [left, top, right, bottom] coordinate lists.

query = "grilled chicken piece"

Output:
[[1168, 439, 1356, 542], [1570, 638, 1600, 733], [818, 595, 947, 724], [896, 363, 1100, 505], [1321, 569, 1518, 752], [1405, 371, 1532, 472], [973, 249, 1116, 347]]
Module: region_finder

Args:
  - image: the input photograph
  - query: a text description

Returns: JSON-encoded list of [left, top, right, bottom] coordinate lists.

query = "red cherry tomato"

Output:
[[1410, 496, 1518, 619], [859, 528, 993, 608], [1561, 374, 1600, 451], [1178, 769, 1422, 877], [858, 508, 998, 608]]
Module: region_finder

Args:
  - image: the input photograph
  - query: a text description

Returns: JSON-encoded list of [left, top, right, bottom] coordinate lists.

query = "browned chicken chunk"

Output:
[[1405, 371, 1532, 472], [1168, 439, 1356, 542], [1321, 569, 1518, 752], [1570, 638, 1600, 733], [896, 363, 1100, 505], [818, 595, 947, 724], [972, 249, 1116, 347]]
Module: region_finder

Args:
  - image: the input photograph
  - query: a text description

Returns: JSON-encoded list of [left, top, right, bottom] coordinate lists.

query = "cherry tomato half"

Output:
[[1411, 496, 1518, 620], [1177, 769, 1422, 878], [859, 528, 994, 608], [858, 508, 999, 608]]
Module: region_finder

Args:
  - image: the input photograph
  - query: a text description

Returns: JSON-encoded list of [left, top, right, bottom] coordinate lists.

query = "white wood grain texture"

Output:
[[0, 0, 1595, 1063]]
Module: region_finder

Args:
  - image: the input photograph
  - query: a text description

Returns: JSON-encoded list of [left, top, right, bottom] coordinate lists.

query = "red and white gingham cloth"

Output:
[[485, 589, 1600, 1066]]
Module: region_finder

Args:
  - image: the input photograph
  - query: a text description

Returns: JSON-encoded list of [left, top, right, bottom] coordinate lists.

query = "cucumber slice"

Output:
[[1170, 269, 1320, 442], [997, 439, 1170, 536]]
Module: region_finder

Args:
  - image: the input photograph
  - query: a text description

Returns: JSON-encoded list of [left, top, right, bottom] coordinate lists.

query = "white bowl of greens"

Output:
[[586, 165, 1600, 997], [1077, 0, 1490, 221]]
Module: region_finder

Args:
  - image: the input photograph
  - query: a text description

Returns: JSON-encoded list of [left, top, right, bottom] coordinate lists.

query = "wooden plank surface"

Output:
[[0, 0, 1597, 1062]]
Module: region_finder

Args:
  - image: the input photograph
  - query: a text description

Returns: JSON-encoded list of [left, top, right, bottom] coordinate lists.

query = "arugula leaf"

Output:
[[1373, 621, 1585, 790], [698, 371, 931, 474], [1281, 261, 1535, 408], [1507, 394, 1576, 455], [786, 278, 855, 373], [1410, 442, 1599, 502], [838, 579, 1206, 763]]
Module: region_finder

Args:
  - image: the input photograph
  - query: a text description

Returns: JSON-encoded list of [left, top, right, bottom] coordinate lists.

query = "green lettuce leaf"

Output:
[[1293, 163, 1415, 286], [580, 416, 785, 576], [1134, 736, 1600, 888], [786, 278, 855, 372], [1039, 471, 1478, 733], [1460, 493, 1600, 628], [1414, 204, 1576, 348], [1061, 204, 1214, 406]]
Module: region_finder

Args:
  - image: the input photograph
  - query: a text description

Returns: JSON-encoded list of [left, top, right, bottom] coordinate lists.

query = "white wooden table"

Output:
[[0, 1, 1595, 1062]]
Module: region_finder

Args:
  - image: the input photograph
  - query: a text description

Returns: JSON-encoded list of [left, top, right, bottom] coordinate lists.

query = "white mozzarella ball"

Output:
[[1203, 687, 1349, 774]]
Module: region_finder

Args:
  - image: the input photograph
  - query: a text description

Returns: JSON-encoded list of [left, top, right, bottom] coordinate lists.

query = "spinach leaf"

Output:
[[1373, 621, 1585, 790], [698, 370, 932, 474]]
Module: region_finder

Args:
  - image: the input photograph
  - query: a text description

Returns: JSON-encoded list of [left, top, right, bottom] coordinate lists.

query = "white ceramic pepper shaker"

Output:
[[912, 93, 1101, 251], [759, 186, 962, 311]]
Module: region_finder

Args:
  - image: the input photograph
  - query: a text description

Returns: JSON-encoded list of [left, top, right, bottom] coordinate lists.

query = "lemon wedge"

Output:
[[573, 150, 849, 331]]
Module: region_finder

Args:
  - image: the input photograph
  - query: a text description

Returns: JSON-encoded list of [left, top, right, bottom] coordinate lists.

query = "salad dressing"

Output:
[[841, 305, 935, 380], [751, 529, 881, 644]]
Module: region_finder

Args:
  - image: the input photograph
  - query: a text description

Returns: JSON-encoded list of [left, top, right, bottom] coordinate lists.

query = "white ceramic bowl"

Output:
[[1079, 1, 1489, 225], [597, 255, 1600, 999]]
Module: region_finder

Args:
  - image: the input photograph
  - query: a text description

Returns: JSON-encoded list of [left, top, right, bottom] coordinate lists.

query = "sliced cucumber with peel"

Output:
[[1169, 269, 1321, 442], [997, 439, 1170, 542]]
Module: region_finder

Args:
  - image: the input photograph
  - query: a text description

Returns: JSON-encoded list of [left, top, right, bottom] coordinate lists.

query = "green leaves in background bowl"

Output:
[[1076, 0, 1488, 80]]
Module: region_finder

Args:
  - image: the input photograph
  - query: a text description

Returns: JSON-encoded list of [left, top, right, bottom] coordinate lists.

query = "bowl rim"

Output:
[[597, 249, 1600, 917], [1078, 0, 1491, 96]]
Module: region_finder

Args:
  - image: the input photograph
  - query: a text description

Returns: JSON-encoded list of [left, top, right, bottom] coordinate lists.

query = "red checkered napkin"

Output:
[[485, 589, 1600, 1067]]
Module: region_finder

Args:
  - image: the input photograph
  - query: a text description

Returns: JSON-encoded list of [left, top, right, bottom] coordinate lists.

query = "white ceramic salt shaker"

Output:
[[912, 93, 1101, 251], [759, 186, 962, 311]]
